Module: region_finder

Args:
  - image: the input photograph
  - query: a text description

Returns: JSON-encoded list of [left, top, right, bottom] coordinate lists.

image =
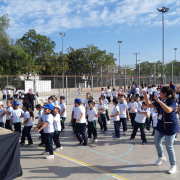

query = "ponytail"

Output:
[[161, 86, 175, 99]]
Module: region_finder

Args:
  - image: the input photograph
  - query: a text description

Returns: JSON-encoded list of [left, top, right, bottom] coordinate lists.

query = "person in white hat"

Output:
[[0, 101, 5, 127], [52, 105, 62, 151]]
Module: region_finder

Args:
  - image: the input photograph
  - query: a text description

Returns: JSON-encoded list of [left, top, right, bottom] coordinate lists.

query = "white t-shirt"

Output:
[[52, 101, 58, 106], [118, 102, 128, 118], [112, 91, 117, 97], [11, 109, 24, 123], [141, 88, 146, 96], [76, 106, 86, 123], [135, 109, 149, 123], [86, 108, 97, 122], [23, 111, 33, 127], [148, 88, 153, 95], [152, 113, 158, 127], [2, 90, 6, 95], [106, 89, 111, 97], [136, 88, 139, 95], [98, 104, 107, 114], [118, 88, 122, 93], [7, 90, 10, 95], [103, 99, 108, 108], [101, 91, 105, 96], [154, 91, 160, 97], [59, 102, 66, 117], [6, 106, 13, 120], [53, 113, 61, 131], [129, 102, 138, 113], [127, 89, 131, 95], [38, 109, 44, 122], [112, 105, 120, 121], [42, 113, 54, 133], [0, 108, 4, 122], [137, 101, 142, 110], [72, 106, 78, 119]]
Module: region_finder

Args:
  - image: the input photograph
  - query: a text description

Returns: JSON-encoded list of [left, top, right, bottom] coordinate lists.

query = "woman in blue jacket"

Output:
[[143, 86, 179, 174]]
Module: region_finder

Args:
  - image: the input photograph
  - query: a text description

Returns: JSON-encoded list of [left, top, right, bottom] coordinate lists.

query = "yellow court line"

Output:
[[24, 142, 128, 180]]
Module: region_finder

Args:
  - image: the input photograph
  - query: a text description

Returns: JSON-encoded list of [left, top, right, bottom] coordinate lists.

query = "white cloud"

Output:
[[0, 0, 179, 38]]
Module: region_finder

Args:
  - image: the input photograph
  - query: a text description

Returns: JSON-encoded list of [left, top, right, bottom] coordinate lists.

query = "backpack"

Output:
[[23, 94, 30, 102]]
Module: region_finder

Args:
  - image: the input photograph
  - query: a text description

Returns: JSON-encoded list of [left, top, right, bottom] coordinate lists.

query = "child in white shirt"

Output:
[[20, 102, 34, 145], [86, 100, 98, 141], [118, 95, 130, 135], [4, 100, 13, 130], [10, 101, 24, 135], [118, 87, 122, 94], [147, 86, 153, 101], [110, 98, 120, 139], [2, 88, 6, 100], [129, 97, 138, 127], [101, 95, 110, 123], [98, 97, 107, 132], [105, 86, 111, 103], [112, 88, 117, 100], [53, 105, 62, 150], [127, 86, 131, 98], [74, 99, 88, 146], [0, 101, 5, 127], [71, 99, 78, 133], [130, 102, 150, 145], [32, 103, 55, 159], [136, 96, 142, 110], [59, 96, 67, 130]]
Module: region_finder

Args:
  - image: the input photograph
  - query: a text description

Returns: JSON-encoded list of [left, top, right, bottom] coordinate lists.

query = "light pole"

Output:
[[134, 53, 140, 84], [157, 7, 169, 85], [174, 48, 177, 60], [59, 32, 66, 93], [117, 41, 122, 67]]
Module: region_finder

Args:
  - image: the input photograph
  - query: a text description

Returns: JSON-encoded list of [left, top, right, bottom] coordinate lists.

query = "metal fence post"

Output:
[[101, 66, 102, 88], [75, 73, 76, 88], [172, 62, 173, 82], [154, 62, 156, 85], [139, 63, 140, 86], [91, 76, 93, 97], [34, 74, 37, 106], [54, 76, 55, 89], [66, 76, 68, 105], [124, 65, 126, 92], [112, 68, 114, 88], [7, 75, 8, 86]]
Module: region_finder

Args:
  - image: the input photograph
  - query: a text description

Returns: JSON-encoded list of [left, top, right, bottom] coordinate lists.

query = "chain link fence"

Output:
[[0, 61, 180, 105]]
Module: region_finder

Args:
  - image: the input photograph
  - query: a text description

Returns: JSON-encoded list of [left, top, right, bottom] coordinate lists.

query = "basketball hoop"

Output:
[[108, 65, 118, 74]]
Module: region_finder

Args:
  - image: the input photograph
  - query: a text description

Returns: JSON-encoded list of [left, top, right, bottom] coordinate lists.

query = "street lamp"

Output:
[[157, 6, 169, 85], [59, 32, 66, 93], [117, 41, 122, 67], [174, 48, 177, 60]]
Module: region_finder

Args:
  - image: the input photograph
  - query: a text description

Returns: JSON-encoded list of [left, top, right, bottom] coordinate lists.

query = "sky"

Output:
[[0, 0, 180, 67]]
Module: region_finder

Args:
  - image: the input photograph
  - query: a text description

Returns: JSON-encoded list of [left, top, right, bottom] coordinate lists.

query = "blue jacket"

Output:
[[153, 98, 179, 135]]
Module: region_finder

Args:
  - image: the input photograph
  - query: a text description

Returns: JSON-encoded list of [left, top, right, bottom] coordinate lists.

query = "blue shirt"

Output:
[[153, 98, 179, 135], [133, 85, 137, 94]]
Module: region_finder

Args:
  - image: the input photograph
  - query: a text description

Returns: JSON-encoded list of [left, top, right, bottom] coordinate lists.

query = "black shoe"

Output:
[[101, 127, 103, 131], [19, 141, 25, 145], [142, 142, 146, 145], [82, 142, 87, 146], [78, 142, 83, 146], [129, 137, 134, 141], [27, 143, 33, 146], [39, 143, 45, 146]]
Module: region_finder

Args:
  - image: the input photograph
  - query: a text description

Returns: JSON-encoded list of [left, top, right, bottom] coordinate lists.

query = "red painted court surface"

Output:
[[0, 97, 174, 180]]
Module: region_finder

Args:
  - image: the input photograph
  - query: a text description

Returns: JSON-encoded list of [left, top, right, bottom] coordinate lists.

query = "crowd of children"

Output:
[[0, 84, 179, 163], [2, 88, 26, 100]]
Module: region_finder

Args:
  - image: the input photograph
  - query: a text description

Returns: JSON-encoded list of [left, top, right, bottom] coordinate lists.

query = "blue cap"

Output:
[[75, 99, 82, 104], [14, 101, 20, 106], [42, 103, 54, 110]]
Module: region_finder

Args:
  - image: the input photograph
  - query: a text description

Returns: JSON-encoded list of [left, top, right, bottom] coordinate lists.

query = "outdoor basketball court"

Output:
[[13, 101, 180, 180]]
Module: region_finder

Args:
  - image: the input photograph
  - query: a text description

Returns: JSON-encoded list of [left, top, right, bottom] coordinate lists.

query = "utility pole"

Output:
[[134, 53, 140, 83]]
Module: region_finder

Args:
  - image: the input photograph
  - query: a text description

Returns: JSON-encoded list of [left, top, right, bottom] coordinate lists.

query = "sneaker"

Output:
[[107, 121, 110, 124], [55, 146, 63, 151], [129, 137, 134, 141], [78, 142, 83, 146], [27, 143, 33, 146], [112, 135, 116, 138], [41, 151, 49, 155], [142, 142, 146, 145], [146, 130, 150, 133], [39, 143, 45, 146], [113, 136, 121, 139], [123, 131, 126, 135], [93, 139, 98, 142], [154, 156, 167, 166], [175, 138, 177, 141], [168, 165, 177, 174], [45, 155, 54, 159], [19, 142, 25, 145], [112, 132, 116, 135], [88, 137, 92, 141], [82, 142, 87, 146]]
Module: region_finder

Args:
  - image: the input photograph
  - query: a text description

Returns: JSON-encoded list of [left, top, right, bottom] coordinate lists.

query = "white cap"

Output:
[[54, 105, 61, 110], [0, 101, 3, 105]]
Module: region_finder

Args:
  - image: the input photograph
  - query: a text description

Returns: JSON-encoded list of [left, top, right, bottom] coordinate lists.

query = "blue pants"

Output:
[[88, 120, 97, 139], [0, 122, 4, 128], [45, 133, 54, 155], [154, 130, 176, 165], [120, 118, 127, 131], [72, 118, 76, 132], [53, 131, 61, 148], [39, 126, 45, 144], [5, 120, 12, 130], [14, 122, 21, 135], [75, 123, 87, 143], [61, 117, 66, 130], [145, 118, 150, 130], [131, 121, 146, 143], [130, 113, 136, 127], [106, 109, 110, 121], [114, 121, 120, 137], [21, 126, 33, 144], [98, 114, 107, 131]]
